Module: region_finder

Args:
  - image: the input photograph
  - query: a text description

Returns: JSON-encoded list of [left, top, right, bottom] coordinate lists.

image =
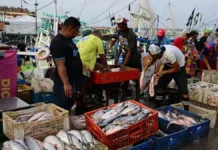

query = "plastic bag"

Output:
[[31, 78, 54, 93]]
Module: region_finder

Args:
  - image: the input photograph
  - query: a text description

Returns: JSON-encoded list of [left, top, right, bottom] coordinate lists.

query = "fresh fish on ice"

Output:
[[9, 140, 27, 150], [27, 112, 47, 122], [68, 133, 82, 149], [16, 114, 32, 122], [44, 135, 65, 150], [68, 130, 83, 142], [43, 141, 57, 150], [24, 136, 43, 150], [56, 130, 71, 145]]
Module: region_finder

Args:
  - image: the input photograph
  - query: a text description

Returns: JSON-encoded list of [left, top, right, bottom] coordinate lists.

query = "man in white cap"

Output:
[[115, 17, 141, 101], [143, 44, 189, 110]]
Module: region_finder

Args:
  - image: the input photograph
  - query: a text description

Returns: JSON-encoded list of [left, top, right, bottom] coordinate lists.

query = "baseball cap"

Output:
[[157, 29, 166, 36], [116, 17, 129, 24], [204, 29, 212, 34], [148, 44, 161, 55]]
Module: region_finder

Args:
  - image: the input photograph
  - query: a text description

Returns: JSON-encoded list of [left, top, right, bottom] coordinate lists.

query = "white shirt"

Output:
[[159, 45, 185, 67]]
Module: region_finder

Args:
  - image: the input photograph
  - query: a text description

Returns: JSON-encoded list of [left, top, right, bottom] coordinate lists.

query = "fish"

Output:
[[81, 130, 94, 147], [126, 106, 141, 116], [37, 113, 54, 121], [179, 115, 197, 124], [56, 130, 71, 145], [15, 139, 28, 149], [98, 114, 122, 127], [158, 111, 168, 120], [3, 141, 10, 149], [165, 111, 173, 121], [24, 136, 43, 150], [16, 114, 32, 122], [167, 119, 192, 129], [44, 135, 65, 150], [68, 130, 83, 142], [65, 144, 76, 150], [68, 133, 82, 150], [112, 115, 136, 126], [154, 130, 168, 137], [9, 140, 28, 150], [27, 112, 47, 122], [43, 141, 57, 150], [91, 110, 106, 124], [106, 125, 125, 135], [121, 105, 139, 115]]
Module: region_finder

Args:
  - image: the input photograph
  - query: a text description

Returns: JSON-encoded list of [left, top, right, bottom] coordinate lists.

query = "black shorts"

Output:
[[156, 65, 188, 95]]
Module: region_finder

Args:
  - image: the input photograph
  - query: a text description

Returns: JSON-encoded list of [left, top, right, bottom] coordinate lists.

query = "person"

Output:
[[115, 17, 141, 101], [186, 30, 199, 77], [151, 29, 171, 45], [199, 42, 218, 73], [207, 28, 218, 44], [173, 32, 190, 52], [17, 40, 27, 64], [50, 17, 83, 111], [143, 44, 189, 110], [77, 30, 110, 74], [109, 37, 119, 58], [198, 29, 212, 51]]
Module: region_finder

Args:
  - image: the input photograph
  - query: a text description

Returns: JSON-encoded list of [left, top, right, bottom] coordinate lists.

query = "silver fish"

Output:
[[27, 112, 47, 122], [106, 125, 124, 135], [16, 114, 32, 122], [121, 105, 139, 115], [44, 135, 65, 150], [9, 141, 27, 150], [65, 144, 76, 150], [56, 130, 71, 145], [15, 139, 28, 149], [81, 130, 94, 147], [179, 115, 197, 124], [3, 141, 10, 149], [113, 116, 136, 126], [98, 114, 122, 127], [24, 136, 43, 150], [91, 110, 106, 124], [167, 119, 192, 129], [158, 111, 168, 120], [68, 133, 82, 150], [68, 130, 82, 142], [37, 113, 54, 121], [43, 141, 57, 150]]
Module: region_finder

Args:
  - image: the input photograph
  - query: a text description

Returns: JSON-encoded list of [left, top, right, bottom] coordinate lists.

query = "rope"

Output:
[[88, 0, 121, 23], [78, 0, 88, 18], [87, 0, 138, 25], [36, 1, 54, 12]]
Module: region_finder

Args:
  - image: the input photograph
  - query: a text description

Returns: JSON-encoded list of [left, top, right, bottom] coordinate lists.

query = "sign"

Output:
[[0, 50, 17, 99]]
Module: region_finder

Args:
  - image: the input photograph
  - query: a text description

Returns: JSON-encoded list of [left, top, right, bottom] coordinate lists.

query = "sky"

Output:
[[1, 0, 218, 29]]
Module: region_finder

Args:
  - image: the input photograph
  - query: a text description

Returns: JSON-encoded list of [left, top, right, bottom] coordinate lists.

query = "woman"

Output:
[[199, 42, 218, 73], [173, 32, 190, 53]]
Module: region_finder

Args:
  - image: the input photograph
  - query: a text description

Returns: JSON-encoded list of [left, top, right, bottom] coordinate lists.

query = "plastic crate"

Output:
[[151, 119, 189, 150], [3, 104, 69, 140], [85, 100, 158, 150], [130, 138, 153, 150], [33, 92, 55, 103], [156, 106, 210, 140], [17, 84, 33, 104], [171, 103, 217, 128], [190, 100, 218, 112], [90, 66, 140, 84]]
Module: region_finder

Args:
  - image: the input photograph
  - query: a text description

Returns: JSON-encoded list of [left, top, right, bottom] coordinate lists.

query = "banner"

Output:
[[0, 50, 17, 99]]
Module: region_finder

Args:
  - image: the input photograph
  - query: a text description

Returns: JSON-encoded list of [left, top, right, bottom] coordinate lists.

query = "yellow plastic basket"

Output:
[[3, 104, 69, 140]]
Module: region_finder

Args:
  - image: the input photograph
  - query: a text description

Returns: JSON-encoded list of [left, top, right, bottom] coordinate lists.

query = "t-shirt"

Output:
[[198, 36, 207, 51], [207, 35, 218, 43], [173, 36, 184, 51], [200, 43, 216, 63], [50, 34, 83, 81], [77, 34, 104, 70], [159, 45, 185, 67], [118, 29, 140, 62], [151, 36, 171, 45]]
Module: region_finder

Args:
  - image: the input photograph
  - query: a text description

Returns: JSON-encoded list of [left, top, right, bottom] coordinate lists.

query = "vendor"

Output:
[[143, 44, 189, 110], [77, 30, 110, 74], [199, 42, 218, 73], [173, 32, 190, 53], [151, 29, 171, 45], [50, 17, 83, 111], [115, 17, 141, 101]]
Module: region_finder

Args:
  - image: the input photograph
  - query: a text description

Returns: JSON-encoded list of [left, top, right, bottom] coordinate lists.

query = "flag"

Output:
[[23, 0, 28, 4], [194, 12, 200, 26], [199, 13, 203, 22], [128, 4, 131, 11], [186, 8, 195, 27], [110, 16, 115, 22]]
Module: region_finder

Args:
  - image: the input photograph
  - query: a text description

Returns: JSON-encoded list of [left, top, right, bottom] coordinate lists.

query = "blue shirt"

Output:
[[200, 43, 216, 63], [151, 36, 171, 45]]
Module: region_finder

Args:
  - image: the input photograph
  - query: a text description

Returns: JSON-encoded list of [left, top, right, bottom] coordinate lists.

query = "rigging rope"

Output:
[[79, 0, 88, 18]]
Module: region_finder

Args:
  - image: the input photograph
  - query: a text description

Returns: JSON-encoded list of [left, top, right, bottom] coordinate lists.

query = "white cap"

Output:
[[148, 44, 161, 55]]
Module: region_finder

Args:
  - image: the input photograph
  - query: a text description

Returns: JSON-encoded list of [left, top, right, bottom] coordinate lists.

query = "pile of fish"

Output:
[[70, 115, 86, 129], [158, 110, 199, 129], [91, 102, 152, 135], [16, 112, 55, 123], [2, 130, 100, 150], [189, 82, 214, 90]]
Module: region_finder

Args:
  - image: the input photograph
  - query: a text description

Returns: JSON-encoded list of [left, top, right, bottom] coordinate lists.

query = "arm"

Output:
[[55, 59, 73, 98], [123, 48, 131, 66], [203, 55, 211, 70], [97, 38, 110, 71]]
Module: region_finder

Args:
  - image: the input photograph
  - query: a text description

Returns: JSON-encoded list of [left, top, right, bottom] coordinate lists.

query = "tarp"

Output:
[[0, 50, 17, 99]]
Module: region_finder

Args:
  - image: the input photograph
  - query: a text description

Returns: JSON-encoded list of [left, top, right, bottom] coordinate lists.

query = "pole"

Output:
[[35, 0, 38, 34], [21, 0, 23, 8], [54, 0, 58, 36]]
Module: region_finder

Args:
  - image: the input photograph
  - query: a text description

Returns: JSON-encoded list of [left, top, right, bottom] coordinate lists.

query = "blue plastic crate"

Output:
[[151, 118, 189, 150], [130, 138, 153, 150], [33, 92, 56, 104], [156, 106, 210, 141]]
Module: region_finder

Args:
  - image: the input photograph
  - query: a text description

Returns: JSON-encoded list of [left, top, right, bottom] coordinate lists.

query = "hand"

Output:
[[64, 83, 73, 98], [208, 67, 212, 71], [115, 58, 119, 65], [156, 71, 164, 79]]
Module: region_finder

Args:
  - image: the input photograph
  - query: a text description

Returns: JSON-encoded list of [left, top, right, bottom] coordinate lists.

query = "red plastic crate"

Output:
[[90, 66, 140, 84], [85, 100, 158, 150]]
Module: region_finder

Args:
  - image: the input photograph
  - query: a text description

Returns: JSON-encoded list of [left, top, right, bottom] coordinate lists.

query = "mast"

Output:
[[167, 2, 173, 32], [53, 0, 58, 35], [35, 0, 38, 34]]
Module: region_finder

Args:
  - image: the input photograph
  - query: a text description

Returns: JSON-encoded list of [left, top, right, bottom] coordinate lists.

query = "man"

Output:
[[77, 30, 110, 74], [50, 17, 83, 111], [198, 29, 212, 51], [17, 40, 27, 64], [207, 28, 218, 44], [151, 29, 171, 45], [115, 17, 141, 101], [143, 44, 189, 110], [173, 32, 190, 52]]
